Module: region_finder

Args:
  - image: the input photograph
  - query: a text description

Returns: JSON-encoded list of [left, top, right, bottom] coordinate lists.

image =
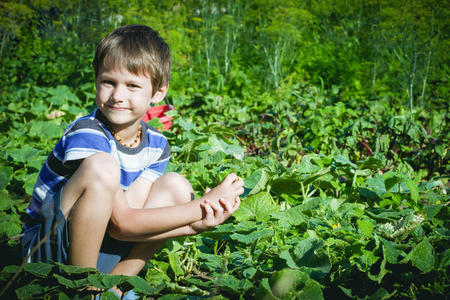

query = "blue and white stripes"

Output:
[[26, 108, 170, 218]]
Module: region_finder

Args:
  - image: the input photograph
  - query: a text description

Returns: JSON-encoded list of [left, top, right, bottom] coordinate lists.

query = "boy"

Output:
[[21, 24, 244, 281]]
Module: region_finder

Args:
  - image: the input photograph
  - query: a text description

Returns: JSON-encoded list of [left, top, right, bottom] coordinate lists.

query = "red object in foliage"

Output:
[[142, 104, 174, 130]]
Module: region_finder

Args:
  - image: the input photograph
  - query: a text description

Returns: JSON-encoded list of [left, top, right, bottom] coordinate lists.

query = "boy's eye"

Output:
[[102, 80, 114, 86], [128, 84, 141, 89]]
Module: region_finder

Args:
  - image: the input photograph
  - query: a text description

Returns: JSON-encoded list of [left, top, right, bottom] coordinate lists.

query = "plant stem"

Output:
[[408, 0, 416, 120], [420, 9, 435, 107]]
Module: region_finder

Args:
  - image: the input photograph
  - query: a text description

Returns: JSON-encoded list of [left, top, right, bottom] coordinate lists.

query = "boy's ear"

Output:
[[150, 84, 169, 104]]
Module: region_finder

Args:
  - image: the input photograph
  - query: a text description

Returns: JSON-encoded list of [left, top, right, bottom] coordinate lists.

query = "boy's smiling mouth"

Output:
[[108, 105, 129, 111]]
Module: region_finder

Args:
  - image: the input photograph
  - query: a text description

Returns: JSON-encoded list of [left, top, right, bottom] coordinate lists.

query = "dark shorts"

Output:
[[21, 189, 134, 274]]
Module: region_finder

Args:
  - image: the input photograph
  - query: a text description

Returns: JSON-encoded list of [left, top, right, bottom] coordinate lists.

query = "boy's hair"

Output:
[[93, 24, 171, 95]]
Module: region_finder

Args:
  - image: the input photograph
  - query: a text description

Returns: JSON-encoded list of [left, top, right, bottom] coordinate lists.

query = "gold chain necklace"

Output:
[[109, 124, 142, 148]]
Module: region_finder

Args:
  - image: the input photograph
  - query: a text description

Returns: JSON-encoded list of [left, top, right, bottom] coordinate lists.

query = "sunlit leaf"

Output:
[[233, 191, 279, 222], [168, 252, 184, 278], [244, 169, 269, 195]]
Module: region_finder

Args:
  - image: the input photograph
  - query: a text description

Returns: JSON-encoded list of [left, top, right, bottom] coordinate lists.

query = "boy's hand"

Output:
[[190, 197, 241, 234], [203, 173, 244, 207]]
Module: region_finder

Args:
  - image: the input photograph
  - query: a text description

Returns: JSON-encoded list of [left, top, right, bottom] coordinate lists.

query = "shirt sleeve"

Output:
[[55, 118, 111, 164]]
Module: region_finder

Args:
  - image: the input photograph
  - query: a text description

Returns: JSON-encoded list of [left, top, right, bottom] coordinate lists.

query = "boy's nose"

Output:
[[111, 85, 127, 102]]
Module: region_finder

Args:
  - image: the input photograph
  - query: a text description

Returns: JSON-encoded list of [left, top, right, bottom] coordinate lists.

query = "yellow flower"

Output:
[[332, 224, 341, 229], [436, 200, 441, 205]]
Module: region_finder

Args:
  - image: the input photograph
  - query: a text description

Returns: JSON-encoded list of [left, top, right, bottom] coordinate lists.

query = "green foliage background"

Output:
[[0, 0, 448, 299]]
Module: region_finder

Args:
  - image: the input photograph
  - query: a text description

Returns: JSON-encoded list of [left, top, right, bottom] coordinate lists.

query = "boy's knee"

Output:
[[80, 153, 120, 188], [159, 172, 193, 203]]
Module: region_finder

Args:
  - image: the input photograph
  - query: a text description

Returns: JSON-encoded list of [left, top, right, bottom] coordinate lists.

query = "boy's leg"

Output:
[[109, 172, 194, 276], [61, 152, 122, 268]]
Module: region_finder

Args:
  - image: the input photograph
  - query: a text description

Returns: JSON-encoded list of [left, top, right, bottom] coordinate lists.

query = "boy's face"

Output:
[[95, 65, 167, 131]]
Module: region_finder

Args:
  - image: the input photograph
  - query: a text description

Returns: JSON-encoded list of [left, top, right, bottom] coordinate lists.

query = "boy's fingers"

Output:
[[233, 197, 241, 211], [209, 200, 224, 215], [237, 186, 245, 195], [219, 198, 233, 213], [232, 178, 245, 190], [222, 173, 238, 185], [203, 202, 214, 225]]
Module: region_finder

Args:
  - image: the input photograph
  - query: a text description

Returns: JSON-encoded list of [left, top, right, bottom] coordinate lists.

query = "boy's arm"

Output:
[[109, 194, 204, 239], [109, 197, 240, 242], [109, 174, 243, 241]]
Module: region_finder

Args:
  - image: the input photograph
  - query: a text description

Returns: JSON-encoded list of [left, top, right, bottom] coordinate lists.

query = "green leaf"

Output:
[[214, 274, 253, 294], [404, 179, 419, 203], [271, 205, 306, 226], [303, 167, 331, 186], [364, 175, 386, 196], [127, 276, 156, 294], [243, 267, 257, 279], [293, 238, 323, 266], [233, 191, 279, 222], [165, 281, 207, 295], [384, 175, 403, 191], [207, 135, 245, 160], [255, 277, 279, 300], [433, 143, 445, 157], [15, 283, 48, 298], [359, 156, 385, 170], [21, 172, 39, 195], [177, 118, 195, 131], [145, 261, 171, 284], [297, 156, 321, 174], [230, 228, 273, 244], [357, 219, 374, 237], [47, 85, 81, 105], [0, 167, 13, 190], [87, 273, 126, 289], [307, 252, 332, 277], [439, 249, 450, 269], [244, 169, 269, 195], [24, 263, 53, 277], [357, 250, 379, 270], [367, 256, 389, 283], [425, 204, 443, 219], [198, 253, 224, 272], [54, 273, 76, 288], [338, 285, 354, 298], [271, 269, 308, 297], [58, 291, 72, 300], [311, 117, 323, 134], [271, 174, 301, 194], [29, 120, 63, 140], [98, 290, 121, 300], [369, 287, 392, 299], [147, 118, 164, 131], [158, 294, 186, 300], [101, 274, 127, 289], [168, 252, 184, 278], [408, 237, 435, 273], [279, 250, 299, 269], [297, 279, 324, 300], [10, 145, 41, 163], [333, 154, 357, 169], [380, 237, 403, 264], [54, 262, 97, 274]]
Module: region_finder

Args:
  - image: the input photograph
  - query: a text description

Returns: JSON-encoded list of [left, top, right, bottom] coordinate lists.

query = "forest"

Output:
[[0, 0, 448, 299]]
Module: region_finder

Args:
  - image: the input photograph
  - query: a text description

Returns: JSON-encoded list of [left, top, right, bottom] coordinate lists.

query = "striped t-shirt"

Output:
[[26, 108, 170, 218]]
